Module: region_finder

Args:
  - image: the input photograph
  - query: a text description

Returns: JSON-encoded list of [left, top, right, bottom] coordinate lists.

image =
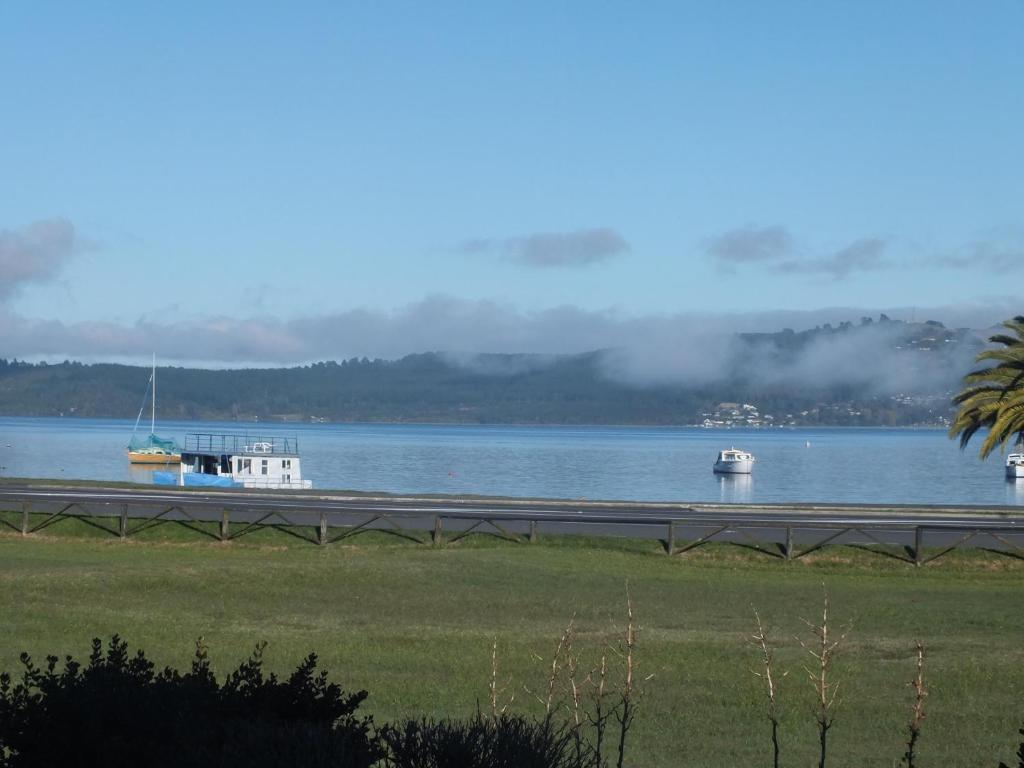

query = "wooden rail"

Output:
[[1, 485, 1023, 566]]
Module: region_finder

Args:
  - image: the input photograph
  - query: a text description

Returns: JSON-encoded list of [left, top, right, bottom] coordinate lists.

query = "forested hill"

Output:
[[0, 318, 983, 426]]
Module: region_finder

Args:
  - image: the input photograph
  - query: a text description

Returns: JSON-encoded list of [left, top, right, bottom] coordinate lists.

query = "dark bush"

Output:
[[999, 725, 1024, 768], [0, 636, 382, 768], [379, 713, 596, 768]]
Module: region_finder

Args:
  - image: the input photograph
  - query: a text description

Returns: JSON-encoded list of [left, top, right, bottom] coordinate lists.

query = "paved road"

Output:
[[1, 483, 1022, 558], [2, 482, 1023, 524]]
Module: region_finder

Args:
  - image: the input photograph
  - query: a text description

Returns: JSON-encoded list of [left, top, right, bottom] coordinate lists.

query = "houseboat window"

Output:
[[282, 459, 291, 470], [261, 459, 268, 475], [236, 458, 243, 473]]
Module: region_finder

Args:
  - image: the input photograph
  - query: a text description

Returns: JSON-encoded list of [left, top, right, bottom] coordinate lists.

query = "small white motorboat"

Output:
[[1006, 452, 1024, 479], [713, 447, 755, 475]]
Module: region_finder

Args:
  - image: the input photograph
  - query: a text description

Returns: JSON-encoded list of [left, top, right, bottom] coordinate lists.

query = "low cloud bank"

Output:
[[0, 297, 1007, 395], [604, 319, 972, 395]]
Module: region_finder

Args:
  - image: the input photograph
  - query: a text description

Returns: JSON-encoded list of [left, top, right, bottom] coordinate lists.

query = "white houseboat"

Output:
[[1007, 452, 1024, 480], [713, 448, 755, 475], [155, 433, 312, 489]]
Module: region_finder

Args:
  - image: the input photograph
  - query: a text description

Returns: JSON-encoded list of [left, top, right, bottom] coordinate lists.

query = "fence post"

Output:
[[667, 521, 676, 555], [219, 510, 230, 542], [785, 526, 793, 560], [21, 502, 29, 536], [432, 516, 443, 545], [119, 504, 129, 539], [529, 520, 538, 544], [318, 512, 327, 545], [914, 526, 923, 567]]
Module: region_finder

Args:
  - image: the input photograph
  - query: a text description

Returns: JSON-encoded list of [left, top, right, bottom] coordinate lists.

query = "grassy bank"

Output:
[[0, 520, 1021, 766]]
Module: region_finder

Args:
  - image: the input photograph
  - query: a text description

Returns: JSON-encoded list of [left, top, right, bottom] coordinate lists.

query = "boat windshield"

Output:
[[718, 450, 751, 461]]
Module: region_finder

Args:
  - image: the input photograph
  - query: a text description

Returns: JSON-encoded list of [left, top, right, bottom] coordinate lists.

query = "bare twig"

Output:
[[799, 588, 852, 768], [560, 620, 587, 763], [616, 585, 652, 768], [902, 642, 926, 767], [488, 639, 514, 720], [564, 626, 582, 728], [588, 653, 611, 765], [523, 614, 577, 718], [546, 615, 575, 713], [751, 607, 784, 768]]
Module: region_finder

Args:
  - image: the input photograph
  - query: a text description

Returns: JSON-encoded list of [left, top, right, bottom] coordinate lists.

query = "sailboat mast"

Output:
[[151, 353, 156, 435]]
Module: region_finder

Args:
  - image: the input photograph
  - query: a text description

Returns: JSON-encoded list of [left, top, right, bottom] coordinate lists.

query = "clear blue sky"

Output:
[[1, 2, 1022, 362]]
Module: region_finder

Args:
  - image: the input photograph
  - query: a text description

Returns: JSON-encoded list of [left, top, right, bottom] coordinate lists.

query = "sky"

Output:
[[1, 1, 1022, 366]]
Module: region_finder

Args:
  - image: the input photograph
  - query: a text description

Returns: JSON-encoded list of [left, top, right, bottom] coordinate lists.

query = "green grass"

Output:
[[0, 517, 1022, 766]]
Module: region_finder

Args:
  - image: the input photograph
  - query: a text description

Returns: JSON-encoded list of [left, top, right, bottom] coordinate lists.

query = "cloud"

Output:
[[0, 218, 80, 300], [707, 225, 795, 266], [460, 228, 629, 267], [0, 215, 1009, 396], [777, 237, 889, 278], [707, 226, 889, 279], [924, 241, 1024, 271]]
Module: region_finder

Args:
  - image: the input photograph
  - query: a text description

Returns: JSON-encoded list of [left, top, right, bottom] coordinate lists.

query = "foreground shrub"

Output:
[[379, 713, 595, 768], [0, 636, 381, 768], [999, 725, 1024, 768]]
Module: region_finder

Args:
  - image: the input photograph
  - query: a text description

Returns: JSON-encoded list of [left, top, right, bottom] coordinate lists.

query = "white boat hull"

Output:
[[1007, 463, 1024, 479], [713, 459, 754, 475], [237, 477, 313, 490]]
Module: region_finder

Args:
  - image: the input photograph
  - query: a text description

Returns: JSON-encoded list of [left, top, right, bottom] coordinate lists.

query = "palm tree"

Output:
[[950, 315, 1024, 459]]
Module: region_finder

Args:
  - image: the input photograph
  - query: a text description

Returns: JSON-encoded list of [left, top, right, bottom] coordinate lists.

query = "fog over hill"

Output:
[[0, 316, 987, 426], [0, 293, 1004, 367]]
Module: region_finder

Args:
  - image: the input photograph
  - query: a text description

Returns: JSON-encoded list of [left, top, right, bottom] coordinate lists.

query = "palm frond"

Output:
[[950, 314, 1024, 456], [985, 334, 1024, 349]]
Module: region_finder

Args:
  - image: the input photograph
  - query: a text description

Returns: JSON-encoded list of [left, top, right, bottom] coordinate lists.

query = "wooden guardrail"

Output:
[[1, 485, 1023, 566]]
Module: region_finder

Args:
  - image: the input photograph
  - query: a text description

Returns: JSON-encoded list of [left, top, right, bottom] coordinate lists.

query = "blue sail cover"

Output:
[[128, 433, 181, 453]]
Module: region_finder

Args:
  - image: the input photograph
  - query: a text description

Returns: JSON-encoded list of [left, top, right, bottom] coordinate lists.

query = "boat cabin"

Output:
[[713, 447, 755, 475], [172, 433, 312, 489], [716, 449, 754, 463]]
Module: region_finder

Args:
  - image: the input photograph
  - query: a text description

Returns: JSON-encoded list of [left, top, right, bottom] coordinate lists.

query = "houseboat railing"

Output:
[[184, 433, 300, 455]]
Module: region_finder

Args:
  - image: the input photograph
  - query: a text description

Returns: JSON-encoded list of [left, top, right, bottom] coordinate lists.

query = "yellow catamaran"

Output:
[[127, 355, 181, 464]]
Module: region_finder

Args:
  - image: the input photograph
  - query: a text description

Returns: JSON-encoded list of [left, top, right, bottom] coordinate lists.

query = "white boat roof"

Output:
[[718, 448, 754, 459]]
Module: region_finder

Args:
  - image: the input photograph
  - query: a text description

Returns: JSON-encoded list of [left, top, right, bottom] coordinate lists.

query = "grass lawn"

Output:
[[0, 517, 1022, 766]]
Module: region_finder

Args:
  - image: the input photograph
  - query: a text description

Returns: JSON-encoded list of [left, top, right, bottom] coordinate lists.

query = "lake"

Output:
[[0, 417, 1019, 506]]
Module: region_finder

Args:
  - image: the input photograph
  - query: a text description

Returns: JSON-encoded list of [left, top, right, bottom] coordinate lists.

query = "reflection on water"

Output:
[[717, 473, 753, 504], [1005, 477, 1024, 505], [126, 465, 170, 485]]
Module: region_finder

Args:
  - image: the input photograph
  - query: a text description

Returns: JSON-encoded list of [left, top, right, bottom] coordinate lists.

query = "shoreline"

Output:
[[0, 413, 950, 431]]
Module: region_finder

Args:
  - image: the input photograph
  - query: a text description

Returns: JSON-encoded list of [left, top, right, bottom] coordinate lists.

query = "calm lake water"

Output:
[[0, 417, 1020, 507]]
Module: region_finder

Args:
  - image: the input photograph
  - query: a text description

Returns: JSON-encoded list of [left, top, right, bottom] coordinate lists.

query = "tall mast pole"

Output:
[[151, 353, 156, 435]]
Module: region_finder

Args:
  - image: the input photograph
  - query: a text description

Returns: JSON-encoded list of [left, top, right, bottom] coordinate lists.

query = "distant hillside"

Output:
[[0, 317, 984, 426]]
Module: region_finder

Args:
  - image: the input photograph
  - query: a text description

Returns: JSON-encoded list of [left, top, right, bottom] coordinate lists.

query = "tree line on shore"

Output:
[[0, 316, 974, 426]]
